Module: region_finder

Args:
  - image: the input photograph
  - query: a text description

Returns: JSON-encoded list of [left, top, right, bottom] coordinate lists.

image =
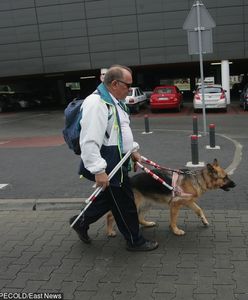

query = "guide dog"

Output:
[[106, 159, 235, 236]]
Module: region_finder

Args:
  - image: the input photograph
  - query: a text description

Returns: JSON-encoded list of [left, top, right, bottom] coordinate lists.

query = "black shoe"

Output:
[[126, 240, 159, 252], [69, 215, 91, 244]]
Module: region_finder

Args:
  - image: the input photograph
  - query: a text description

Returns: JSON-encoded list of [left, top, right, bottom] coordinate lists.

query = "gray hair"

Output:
[[104, 65, 132, 86]]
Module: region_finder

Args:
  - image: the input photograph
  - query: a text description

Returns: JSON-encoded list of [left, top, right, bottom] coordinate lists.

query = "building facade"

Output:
[[0, 0, 247, 99]]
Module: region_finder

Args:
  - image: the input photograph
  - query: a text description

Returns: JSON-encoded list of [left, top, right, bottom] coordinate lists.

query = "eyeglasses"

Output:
[[117, 80, 132, 89]]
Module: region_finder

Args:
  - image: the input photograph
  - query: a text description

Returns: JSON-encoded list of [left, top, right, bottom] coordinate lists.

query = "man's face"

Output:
[[110, 69, 132, 100]]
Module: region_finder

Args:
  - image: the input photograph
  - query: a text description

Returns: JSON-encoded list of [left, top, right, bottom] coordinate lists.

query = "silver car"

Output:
[[193, 84, 227, 112]]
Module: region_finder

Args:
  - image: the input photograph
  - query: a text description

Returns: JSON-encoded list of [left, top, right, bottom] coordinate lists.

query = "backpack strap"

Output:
[[97, 83, 124, 153]]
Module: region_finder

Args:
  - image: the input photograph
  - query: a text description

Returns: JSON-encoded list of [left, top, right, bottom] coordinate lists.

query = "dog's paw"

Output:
[[142, 221, 157, 227], [171, 227, 185, 236], [107, 230, 117, 237], [201, 217, 209, 226]]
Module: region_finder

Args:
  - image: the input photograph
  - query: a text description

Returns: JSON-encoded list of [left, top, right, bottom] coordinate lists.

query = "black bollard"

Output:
[[193, 116, 198, 136], [191, 135, 199, 165], [209, 124, 216, 148], [144, 114, 150, 133]]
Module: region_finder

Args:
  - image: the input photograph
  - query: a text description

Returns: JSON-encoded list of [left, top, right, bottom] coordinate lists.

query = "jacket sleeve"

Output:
[[80, 95, 108, 174]]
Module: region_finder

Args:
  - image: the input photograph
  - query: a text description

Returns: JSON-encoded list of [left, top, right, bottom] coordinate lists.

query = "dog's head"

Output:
[[206, 159, 236, 191]]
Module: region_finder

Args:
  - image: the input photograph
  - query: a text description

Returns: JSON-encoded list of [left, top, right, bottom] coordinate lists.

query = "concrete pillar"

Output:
[[221, 60, 230, 104]]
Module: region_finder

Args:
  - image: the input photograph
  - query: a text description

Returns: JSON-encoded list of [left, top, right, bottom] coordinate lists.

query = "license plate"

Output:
[[206, 104, 217, 108], [158, 97, 168, 100]]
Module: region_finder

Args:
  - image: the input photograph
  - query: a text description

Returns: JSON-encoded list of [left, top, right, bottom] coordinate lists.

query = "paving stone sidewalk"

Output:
[[0, 209, 248, 300]]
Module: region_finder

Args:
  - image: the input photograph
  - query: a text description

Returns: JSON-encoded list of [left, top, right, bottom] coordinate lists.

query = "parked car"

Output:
[[0, 94, 22, 112], [0, 95, 13, 112], [124, 87, 147, 113], [0, 85, 14, 95], [239, 84, 248, 111], [193, 84, 227, 112], [12, 92, 39, 109], [150, 85, 183, 112]]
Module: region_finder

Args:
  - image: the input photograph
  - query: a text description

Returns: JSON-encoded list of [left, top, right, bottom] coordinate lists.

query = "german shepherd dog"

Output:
[[106, 159, 235, 236]]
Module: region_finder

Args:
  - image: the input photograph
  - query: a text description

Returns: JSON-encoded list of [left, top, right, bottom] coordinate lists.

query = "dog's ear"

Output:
[[207, 163, 215, 173], [213, 159, 219, 166]]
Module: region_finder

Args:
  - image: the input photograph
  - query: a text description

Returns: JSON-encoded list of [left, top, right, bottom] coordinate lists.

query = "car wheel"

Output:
[[244, 103, 248, 111], [223, 107, 227, 113], [176, 104, 181, 112]]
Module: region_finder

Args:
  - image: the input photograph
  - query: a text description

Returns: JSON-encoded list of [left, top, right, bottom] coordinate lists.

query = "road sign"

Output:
[[183, 1, 215, 55], [183, 1, 216, 30], [187, 29, 213, 55]]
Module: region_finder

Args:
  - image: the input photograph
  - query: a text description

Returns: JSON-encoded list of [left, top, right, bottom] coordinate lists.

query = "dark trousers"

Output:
[[82, 176, 145, 245]]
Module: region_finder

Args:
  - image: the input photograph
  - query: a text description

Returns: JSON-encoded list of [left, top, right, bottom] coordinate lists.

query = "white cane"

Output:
[[70, 149, 133, 228]]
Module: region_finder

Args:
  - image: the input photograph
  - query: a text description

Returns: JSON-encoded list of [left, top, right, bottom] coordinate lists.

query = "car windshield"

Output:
[[155, 88, 173, 94], [198, 87, 222, 93]]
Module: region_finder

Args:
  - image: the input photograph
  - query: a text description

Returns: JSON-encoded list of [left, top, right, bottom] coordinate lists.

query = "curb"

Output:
[[0, 198, 86, 211]]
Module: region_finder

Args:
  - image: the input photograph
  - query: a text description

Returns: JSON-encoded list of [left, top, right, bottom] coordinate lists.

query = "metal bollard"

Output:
[[191, 135, 199, 165], [193, 116, 198, 136], [209, 124, 216, 148], [144, 114, 150, 133]]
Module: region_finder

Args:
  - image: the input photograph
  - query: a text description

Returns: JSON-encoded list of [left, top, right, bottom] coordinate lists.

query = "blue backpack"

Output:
[[63, 83, 123, 155], [62, 97, 111, 155], [63, 99, 84, 155]]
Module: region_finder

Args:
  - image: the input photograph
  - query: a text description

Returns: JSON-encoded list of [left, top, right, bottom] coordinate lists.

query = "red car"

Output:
[[150, 85, 183, 112]]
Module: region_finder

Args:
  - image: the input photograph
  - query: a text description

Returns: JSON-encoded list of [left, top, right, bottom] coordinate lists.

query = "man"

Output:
[[100, 67, 108, 82], [70, 65, 158, 251]]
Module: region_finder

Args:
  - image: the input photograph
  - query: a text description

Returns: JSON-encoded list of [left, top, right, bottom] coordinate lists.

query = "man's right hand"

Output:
[[95, 172, 109, 190]]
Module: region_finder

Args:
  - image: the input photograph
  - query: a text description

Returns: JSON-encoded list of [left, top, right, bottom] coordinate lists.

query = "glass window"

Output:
[[198, 87, 222, 93]]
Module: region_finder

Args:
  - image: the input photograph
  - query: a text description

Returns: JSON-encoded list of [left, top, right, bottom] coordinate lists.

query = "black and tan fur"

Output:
[[106, 159, 235, 236]]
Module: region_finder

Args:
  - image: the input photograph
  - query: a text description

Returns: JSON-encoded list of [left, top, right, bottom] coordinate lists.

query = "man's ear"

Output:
[[112, 80, 118, 88]]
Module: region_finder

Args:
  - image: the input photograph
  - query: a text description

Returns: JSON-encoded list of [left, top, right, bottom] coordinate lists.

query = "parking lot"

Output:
[[131, 101, 246, 118]]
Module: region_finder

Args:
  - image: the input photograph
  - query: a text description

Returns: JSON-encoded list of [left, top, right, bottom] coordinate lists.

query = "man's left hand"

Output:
[[131, 151, 141, 172]]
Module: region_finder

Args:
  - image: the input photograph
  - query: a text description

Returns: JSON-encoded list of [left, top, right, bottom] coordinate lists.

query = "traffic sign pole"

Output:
[[196, 1, 207, 135]]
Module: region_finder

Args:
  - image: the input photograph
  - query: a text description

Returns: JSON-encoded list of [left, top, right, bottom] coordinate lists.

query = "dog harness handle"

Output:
[[136, 162, 173, 190], [137, 159, 193, 197], [141, 156, 186, 174]]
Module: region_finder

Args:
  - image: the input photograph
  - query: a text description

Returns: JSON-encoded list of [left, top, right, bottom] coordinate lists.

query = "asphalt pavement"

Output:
[[0, 106, 247, 299]]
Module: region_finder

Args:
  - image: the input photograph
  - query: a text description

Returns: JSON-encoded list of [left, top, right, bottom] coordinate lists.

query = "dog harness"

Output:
[[171, 172, 192, 197], [138, 156, 193, 198]]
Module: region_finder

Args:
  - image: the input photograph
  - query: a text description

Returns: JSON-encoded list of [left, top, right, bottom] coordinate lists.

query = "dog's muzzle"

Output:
[[220, 180, 236, 191]]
